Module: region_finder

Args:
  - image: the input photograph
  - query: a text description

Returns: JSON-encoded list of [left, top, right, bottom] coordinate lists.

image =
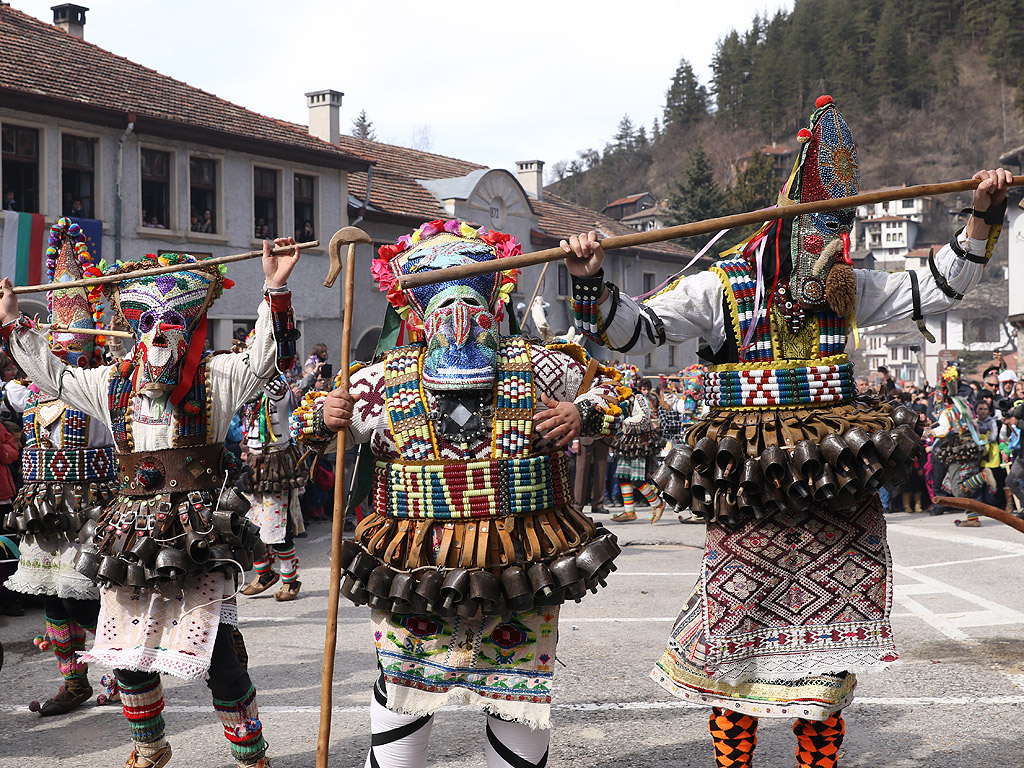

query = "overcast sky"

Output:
[[15, 0, 790, 175]]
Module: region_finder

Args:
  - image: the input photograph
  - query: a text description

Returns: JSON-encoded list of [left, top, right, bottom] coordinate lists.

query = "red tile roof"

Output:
[[0, 5, 368, 170], [604, 192, 651, 208], [331, 135, 693, 259]]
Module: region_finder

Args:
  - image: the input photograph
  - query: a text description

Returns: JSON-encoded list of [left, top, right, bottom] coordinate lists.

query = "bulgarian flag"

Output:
[[0, 211, 46, 286]]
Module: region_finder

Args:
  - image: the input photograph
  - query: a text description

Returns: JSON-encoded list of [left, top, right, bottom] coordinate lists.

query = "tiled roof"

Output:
[[0, 5, 368, 170], [531, 194, 693, 259], [603, 192, 651, 208], [337, 137, 693, 259]]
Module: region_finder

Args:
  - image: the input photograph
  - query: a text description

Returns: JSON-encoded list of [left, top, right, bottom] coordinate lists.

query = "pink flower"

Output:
[[396, 234, 413, 250], [443, 219, 463, 234], [371, 257, 397, 292]]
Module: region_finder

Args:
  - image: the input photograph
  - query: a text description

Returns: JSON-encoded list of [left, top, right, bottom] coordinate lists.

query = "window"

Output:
[[294, 174, 316, 240], [903, 347, 910, 361], [902, 199, 915, 209], [962, 318, 999, 344], [557, 264, 569, 296], [189, 157, 217, 233], [141, 148, 171, 229], [668, 344, 676, 367], [642, 272, 655, 295], [62, 134, 95, 218], [253, 167, 278, 238], [645, 353, 652, 369], [2, 124, 40, 213]]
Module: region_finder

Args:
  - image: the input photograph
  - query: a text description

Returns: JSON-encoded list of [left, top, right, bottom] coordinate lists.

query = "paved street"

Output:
[[3, 510, 1024, 767]]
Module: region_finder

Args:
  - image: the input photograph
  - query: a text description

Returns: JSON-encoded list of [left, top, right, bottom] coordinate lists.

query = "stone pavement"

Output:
[[2, 509, 1024, 767]]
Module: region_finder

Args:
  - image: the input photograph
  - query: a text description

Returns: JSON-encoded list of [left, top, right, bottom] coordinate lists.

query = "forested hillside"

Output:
[[547, 0, 1024, 224]]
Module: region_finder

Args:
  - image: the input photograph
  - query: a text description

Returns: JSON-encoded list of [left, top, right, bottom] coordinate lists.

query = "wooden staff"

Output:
[[42, 324, 133, 339], [933, 496, 1024, 536], [316, 226, 371, 768], [8, 240, 319, 295], [520, 261, 550, 333], [398, 175, 1024, 290]]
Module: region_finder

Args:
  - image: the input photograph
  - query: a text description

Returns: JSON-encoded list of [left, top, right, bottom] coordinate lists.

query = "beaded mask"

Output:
[[783, 95, 859, 314], [46, 218, 104, 367], [104, 254, 228, 404], [372, 220, 520, 391]]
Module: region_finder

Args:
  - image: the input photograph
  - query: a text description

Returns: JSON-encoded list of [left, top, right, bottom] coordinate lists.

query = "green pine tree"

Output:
[[665, 145, 730, 247], [664, 58, 708, 129], [351, 109, 376, 140], [731, 149, 778, 213]]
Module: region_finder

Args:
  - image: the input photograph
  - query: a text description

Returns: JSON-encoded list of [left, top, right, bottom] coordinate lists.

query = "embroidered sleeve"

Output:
[[532, 341, 629, 438], [571, 270, 727, 354], [2, 316, 110, 421], [290, 360, 386, 451]]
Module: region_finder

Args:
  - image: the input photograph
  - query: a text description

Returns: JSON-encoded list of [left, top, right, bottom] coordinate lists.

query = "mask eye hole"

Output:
[[163, 312, 185, 329], [139, 312, 156, 333]]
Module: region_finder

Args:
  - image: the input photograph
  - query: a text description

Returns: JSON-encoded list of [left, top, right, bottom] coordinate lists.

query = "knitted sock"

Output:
[[45, 615, 89, 684], [638, 482, 664, 512], [621, 483, 635, 512], [119, 674, 166, 744], [709, 707, 758, 768], [253, 551, 276, 577], [794, 712, 845, 768], [275, 545, 298, 584], [213, 684, 266, 764]]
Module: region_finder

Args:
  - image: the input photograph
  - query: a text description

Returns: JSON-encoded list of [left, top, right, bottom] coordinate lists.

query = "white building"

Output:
[[0, 5, 369, 351]]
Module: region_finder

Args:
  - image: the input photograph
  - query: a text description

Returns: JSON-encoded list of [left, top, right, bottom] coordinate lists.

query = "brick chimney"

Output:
[[516, 160, 545, 201], [305, 89, 343, 145], [52, 4, 88, 38]]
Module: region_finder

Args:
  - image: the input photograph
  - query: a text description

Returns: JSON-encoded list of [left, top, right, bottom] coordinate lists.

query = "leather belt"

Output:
[[116, 444, 224, 497]]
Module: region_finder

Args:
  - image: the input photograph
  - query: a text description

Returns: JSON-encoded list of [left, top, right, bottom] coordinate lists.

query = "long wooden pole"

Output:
[[315, 239, 358, 768], [520, 261, 550, 333], [934, 496, 1024, 536], [41, 324, 133, 339], [9, 240, 319, 295], [398, 176, 1024, 290]]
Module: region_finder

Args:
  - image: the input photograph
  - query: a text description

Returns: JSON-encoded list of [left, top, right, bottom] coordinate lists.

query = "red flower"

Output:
[[377, 243, 403, 261]]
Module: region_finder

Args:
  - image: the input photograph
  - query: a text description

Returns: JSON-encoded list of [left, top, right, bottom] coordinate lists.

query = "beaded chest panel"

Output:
[[107, 358, 214, 452]]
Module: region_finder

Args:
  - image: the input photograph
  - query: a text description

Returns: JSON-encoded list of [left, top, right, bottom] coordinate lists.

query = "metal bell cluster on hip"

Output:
[[3, 482, 113, 538], [653, 404, 924, 523], [73, 487, 265, 590], [247, 444, 306, 493], [337, 526, 621, 620]]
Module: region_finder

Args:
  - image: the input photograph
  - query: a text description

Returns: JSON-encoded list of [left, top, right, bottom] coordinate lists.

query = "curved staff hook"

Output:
[[934, 496, 1024, 536], [317, 225, 372, 768]]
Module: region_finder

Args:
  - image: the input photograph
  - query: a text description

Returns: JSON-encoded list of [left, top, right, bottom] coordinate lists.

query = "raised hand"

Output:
[[0, 278, 19, 324], [263, 237, 301, 289], [560, 231, 606, 278], [972, 167, 1013, 213]]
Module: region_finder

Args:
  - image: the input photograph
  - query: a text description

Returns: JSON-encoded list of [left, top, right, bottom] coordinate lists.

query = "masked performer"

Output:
[[292, 219, 628, 768], [3, 219, 117, 715], [612, 364, 666, 523], [932, 364, 987, 527], [561, 96, 1009, 768], [0, 238, 301, 768], [240, 373, 305, 600]]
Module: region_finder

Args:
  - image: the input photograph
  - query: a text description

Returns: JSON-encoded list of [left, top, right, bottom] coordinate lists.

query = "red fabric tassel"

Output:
[[169, 315, 207, 407]]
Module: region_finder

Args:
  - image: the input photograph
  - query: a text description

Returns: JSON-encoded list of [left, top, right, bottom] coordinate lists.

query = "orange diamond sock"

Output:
[[794, 712, 845, 768], [709, 707, 758, 768]]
